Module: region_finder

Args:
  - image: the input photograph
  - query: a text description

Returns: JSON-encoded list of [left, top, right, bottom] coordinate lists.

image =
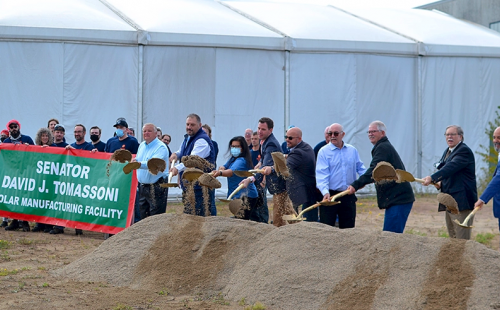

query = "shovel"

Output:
[[271, 152, 290, 178], [282, 202, 321, 222], [372, 161, 398, 182], [218, 184, 245, 203], [436, 193, 459, 215], [319, 189, 351, 207], [123, 162, 141, 174], [395, 169, 425, 184], [233, 169, 265, 177], [160, 161, 179, 188], [453, 206, 480, 228]]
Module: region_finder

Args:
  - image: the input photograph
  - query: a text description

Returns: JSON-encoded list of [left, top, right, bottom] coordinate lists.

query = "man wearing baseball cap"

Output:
[[0, 129, 8, 142], [3, 120, 34, 145], [3, 120, 33, 232], [104, 118, 139, 154]]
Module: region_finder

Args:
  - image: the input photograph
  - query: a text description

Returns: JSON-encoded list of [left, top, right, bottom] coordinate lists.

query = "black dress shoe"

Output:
[[32, 226, 42, 232], [21, 221, 30, 232], [49, 227, 64, 235], [0, 221, 8, 228], [75, 229, 83, 235], [5, 220, 19, 231], [44, 226, 53, 233]]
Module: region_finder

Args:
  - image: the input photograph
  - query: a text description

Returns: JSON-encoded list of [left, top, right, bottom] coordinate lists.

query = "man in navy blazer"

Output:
[[475, 126, 500, 235], [423, 125, 477, 239], [285, 127, 318, 221]]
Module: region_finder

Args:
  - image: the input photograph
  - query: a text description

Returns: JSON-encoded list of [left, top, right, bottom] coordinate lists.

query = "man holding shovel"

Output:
[[422, 125, 477, 240], [347, 121, 415, 233], [317, 123, 366, 228], [474, 126, 500, 242]]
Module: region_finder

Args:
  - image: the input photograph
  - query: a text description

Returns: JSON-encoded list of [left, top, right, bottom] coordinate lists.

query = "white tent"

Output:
[[1, 0, 500, 196]]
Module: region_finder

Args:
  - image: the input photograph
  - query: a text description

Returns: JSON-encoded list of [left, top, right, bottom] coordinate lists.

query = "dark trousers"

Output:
[[319, 190, 357, 229], [255, 184, 269, 223], [138, 179, 168, 219], [183, 188, 216, 216]]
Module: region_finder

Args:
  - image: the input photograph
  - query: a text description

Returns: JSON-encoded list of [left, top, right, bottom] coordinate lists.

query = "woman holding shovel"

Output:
[[211, 136, 262, 222]]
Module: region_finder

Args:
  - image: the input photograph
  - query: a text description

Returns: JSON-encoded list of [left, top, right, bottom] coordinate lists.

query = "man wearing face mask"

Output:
[[104, 118, 139, 154], [90, 126, 106, 152]]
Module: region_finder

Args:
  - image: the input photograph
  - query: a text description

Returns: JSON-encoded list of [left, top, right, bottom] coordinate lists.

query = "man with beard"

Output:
[[53, 124, 68, 147], [422, 125, 477, 239], [474, 126, 500, 243], [104, 118, 139, 154], [169, 113, 216, 216], [66, 124, 94, 151], [3, 120, 33, 232], [90, 126, 106, 152]]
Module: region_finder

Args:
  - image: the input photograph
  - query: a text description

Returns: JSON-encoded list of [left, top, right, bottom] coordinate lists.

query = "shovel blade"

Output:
[[453, 219, 473, 228], [233, 170, 254, 177], [218, 199, 231, 203], [160, 183, 178, 188]]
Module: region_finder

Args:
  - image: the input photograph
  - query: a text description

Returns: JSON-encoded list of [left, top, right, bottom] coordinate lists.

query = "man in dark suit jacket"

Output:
[[285, 127, 318, 221], [423, 125, 477, 240], [240, 117, 295, 227], [475, 126, 500, 237]]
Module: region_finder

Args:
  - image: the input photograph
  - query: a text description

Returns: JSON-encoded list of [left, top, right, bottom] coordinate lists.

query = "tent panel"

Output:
[[63, 44, 138, 144], [0, 41, 63, 139]]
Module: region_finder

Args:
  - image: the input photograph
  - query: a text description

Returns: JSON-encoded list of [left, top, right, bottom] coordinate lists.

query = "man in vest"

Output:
[[170, 113, 216, 216]]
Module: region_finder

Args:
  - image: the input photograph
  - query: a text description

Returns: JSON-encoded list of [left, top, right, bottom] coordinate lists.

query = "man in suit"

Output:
[[318, 123, 366, 228], [347, 120, 415, 233], [422, 125, 477, 239], [240, 117, 294, 226], [285, 127, 318, 222], [475, 126, 500, 239]]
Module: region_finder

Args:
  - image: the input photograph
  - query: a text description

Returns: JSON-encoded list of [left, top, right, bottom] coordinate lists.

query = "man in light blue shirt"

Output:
[[133, 123, 169, 219], [316, 123, 366, 228]]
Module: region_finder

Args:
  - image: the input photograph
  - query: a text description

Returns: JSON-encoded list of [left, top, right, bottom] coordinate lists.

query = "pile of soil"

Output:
[[55, 214, 500, 309], [147, 158, 166, 175]]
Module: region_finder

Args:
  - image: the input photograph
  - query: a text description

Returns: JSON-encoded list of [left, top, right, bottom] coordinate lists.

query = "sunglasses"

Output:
[[328, 131, 342, 137], [9, 124, 18, 129], [284, 136, 296, 141]]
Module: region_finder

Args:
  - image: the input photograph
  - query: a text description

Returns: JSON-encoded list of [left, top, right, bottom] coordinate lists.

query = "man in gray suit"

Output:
[[285, 127, 319, 221]]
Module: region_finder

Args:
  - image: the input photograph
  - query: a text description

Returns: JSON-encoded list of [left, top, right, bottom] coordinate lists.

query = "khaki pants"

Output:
[[445, 209, 473, 240]]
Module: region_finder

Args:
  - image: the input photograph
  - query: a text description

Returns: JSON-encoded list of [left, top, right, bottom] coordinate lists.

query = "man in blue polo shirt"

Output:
[[66, 124, 94, 151], [104, 118, 139, 154]]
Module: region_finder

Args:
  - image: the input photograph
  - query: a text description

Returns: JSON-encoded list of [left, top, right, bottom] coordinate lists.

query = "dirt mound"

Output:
[[55, 214, 500, 310]]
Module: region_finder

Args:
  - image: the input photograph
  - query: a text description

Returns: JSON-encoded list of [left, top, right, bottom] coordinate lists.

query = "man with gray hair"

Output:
[[347, 120, 415, 233], [422, 125, 477, 239]]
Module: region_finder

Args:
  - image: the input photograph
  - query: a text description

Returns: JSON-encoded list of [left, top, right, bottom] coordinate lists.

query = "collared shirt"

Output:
[[316, 142, 366, 195], [174, 138, 210, 172], [448, 140, 462, 153], [136, 138, 169, 184], [289, 140, 301, 152]]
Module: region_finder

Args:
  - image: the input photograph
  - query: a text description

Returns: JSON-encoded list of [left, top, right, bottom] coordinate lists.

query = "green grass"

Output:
[[475, 232, 496, 246], [0, 239, 11, 250], [437, 228, 449, 238], [245, 302, 267, 310], [112, 304, 132, 310]]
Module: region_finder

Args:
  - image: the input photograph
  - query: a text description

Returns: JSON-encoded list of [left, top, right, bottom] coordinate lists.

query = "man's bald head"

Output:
[[493, 126, 500, 152], [286, 127, 302, 148]]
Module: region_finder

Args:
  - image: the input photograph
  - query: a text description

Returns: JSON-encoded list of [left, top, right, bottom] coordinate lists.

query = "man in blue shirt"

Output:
[[317, 123, 366, 228], [66, 124, 94, 151], [90, 126, 106, 152], [53, 124, 68, 147], [105, 118, 139, 154], [133, 123, 169, 219]]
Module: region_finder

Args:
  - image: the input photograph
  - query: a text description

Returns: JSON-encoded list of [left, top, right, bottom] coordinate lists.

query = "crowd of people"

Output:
[[1, 115, 499, 242]]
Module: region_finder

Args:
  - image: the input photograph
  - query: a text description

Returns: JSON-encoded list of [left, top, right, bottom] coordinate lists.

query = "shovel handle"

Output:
[[249, 169, 265, 174], [296, 203, 322, 218], [168, 161, 177, 183], [330, 189, 351, 202], [461, 206, 480, 226], [227, 184, 245, 200]]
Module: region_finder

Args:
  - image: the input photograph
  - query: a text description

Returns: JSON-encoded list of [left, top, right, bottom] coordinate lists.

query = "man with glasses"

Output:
[[422, 125, 477, 239], [316, 123, 366, 228], [3, 120, 33, 232], [285, 126, 319, 222], [347, 120, 415, 233], [66, 124, 94, 151]]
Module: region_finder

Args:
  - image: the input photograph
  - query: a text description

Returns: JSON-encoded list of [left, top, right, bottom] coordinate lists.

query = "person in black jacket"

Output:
[[347, 120, 415, 233], [422, 125, 477, 239], [285, 127, 318, 222]]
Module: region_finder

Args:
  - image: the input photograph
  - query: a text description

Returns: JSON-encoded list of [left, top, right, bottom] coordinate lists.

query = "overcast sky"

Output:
[[241, 0, 439, 9]]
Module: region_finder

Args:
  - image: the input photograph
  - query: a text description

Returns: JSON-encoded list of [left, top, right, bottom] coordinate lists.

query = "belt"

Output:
[[139, 177, 165, 187]]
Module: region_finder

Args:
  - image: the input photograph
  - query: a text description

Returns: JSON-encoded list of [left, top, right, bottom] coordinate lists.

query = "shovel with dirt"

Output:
[[271, 152, 290, 178], [454, 206, 480, 228], [283, 189, 351, 221], [233, 169, 266, 177], [160, 161, 179, 188], [218, 184, 245, 203], [436, 193, 460, 215]]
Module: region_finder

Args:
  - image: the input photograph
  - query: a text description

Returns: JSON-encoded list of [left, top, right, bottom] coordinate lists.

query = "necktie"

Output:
[[444, 149, 451, 160]]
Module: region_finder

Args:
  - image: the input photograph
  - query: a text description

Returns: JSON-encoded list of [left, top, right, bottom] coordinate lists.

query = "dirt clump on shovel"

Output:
[[147, 158, 166, 175], [271, 152, 290, 178], [198, 173, 221, 189], [372, 161, 398, 183], [182, 155, 212, 170], [106, 149, 133, 177], [437, 193, 459, 215]]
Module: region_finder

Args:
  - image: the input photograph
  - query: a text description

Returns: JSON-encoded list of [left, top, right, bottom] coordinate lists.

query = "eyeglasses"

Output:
[[327, 131, 342, 137], [444, 133, 458, 137], [284, 136, 296, 140], [9, 124, 18, 129], [367, 130, 381, 134]]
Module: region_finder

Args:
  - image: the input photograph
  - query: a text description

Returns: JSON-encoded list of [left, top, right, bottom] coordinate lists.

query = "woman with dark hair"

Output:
[[211, 136, 263, 222]]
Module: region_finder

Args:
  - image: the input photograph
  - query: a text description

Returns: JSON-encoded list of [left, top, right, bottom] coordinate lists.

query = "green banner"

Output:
[[0, 144, 137, 234]]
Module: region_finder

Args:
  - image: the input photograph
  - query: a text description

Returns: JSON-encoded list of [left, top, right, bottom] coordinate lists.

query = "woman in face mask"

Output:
[[211, 136, 261, 222]]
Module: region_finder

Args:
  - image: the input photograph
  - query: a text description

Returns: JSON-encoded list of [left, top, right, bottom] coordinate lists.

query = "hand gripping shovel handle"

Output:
[[227, 184, 245, 200], [460, 206, 480, 227], [330, 189, 351, 202]]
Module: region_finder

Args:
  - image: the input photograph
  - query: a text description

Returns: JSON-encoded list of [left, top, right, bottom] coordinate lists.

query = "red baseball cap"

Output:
[[1, 129, 9, 136], [7, 119, 20, 130]]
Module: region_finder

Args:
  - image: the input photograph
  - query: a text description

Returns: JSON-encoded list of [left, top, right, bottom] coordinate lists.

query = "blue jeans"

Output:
[[383, 203, 413, 233]]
